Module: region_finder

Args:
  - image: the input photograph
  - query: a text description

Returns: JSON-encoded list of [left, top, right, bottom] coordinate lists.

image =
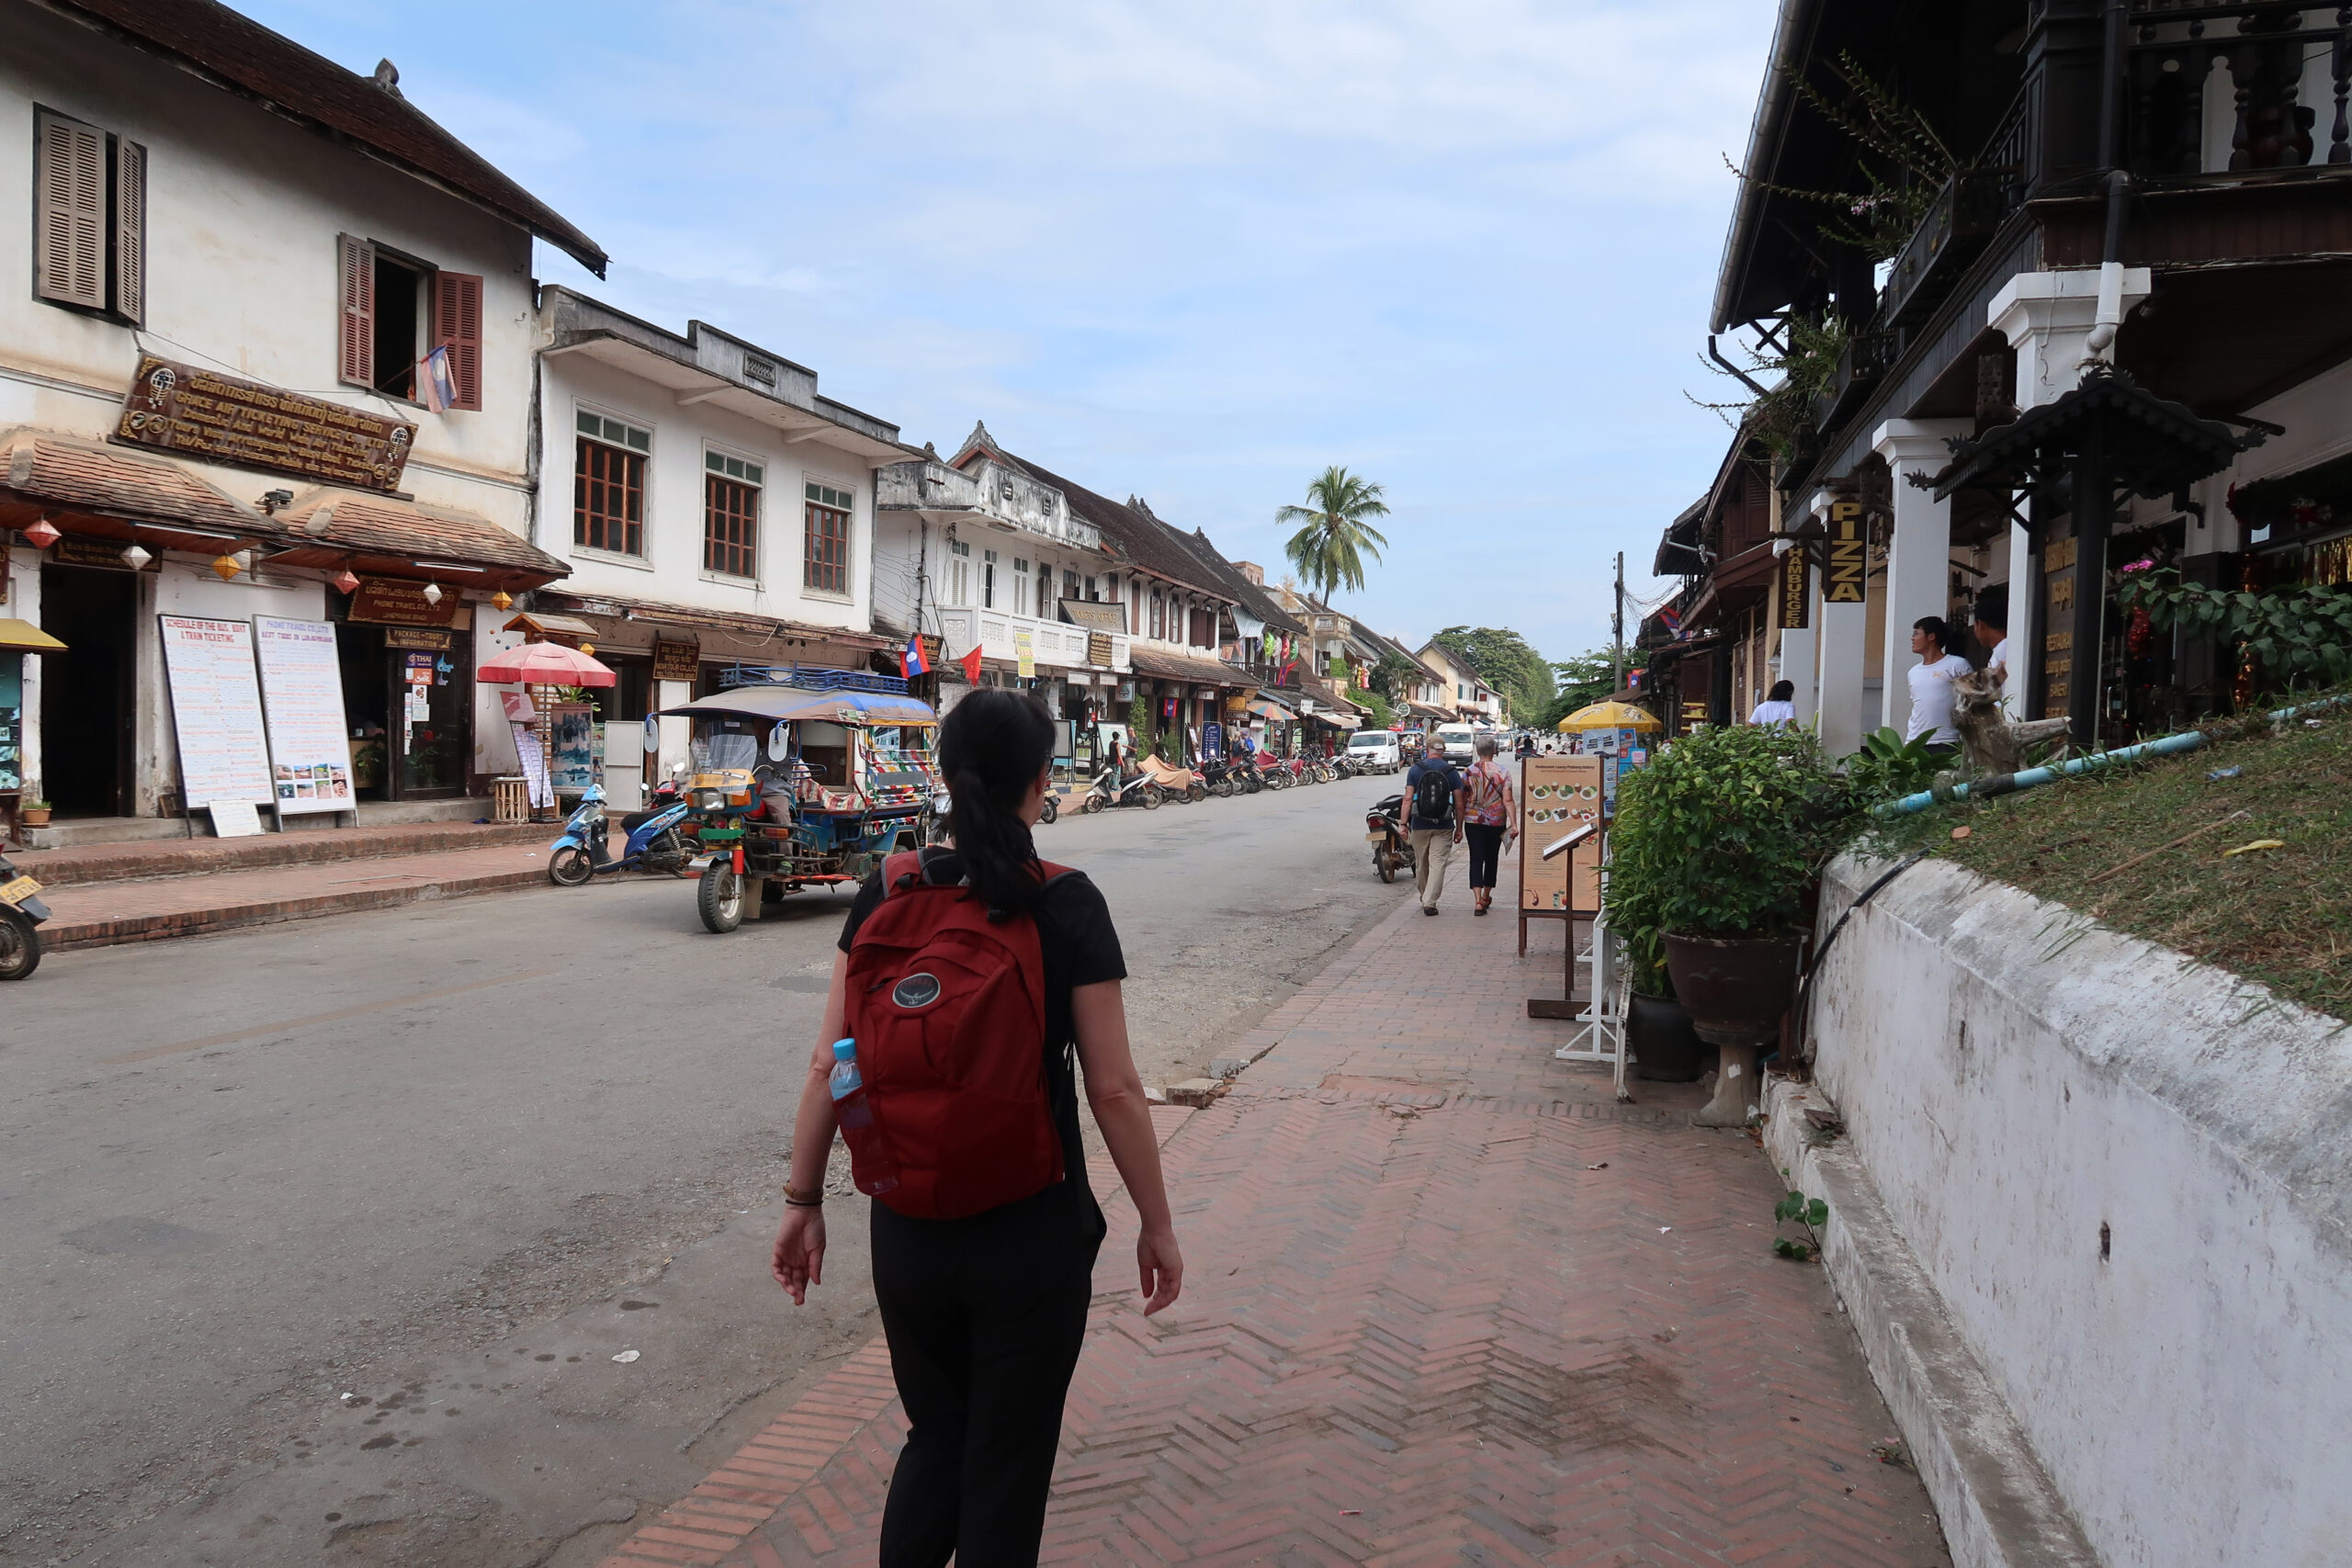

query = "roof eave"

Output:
[[1711, 0, 1826, 333]]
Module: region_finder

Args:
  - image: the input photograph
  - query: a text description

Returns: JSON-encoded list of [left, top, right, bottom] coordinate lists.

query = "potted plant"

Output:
[[1604, 724, 1849, 1125], [1616, 922, 1708, 1083], [19, 795, 50, 828]]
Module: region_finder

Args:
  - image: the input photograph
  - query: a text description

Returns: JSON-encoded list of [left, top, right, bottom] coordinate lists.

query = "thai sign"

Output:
[[1824, 501, 1867, 604], [116, 355, 415, 491]]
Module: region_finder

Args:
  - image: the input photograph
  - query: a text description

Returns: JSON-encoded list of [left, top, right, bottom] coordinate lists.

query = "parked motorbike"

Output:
[[1364, 794, 1414, 884], [1198, 758, 1242, 797], [1251, 752, 1294, 790], [548, 777, 695, 886], [0, 853, 53, 980], [1138, 754, 1209, 803], [1080, 764, 1163, 813]]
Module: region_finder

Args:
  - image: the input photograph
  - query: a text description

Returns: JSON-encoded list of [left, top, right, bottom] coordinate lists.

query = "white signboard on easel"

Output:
[[252, 616, 354, 814], [159, 615, 275, 818]]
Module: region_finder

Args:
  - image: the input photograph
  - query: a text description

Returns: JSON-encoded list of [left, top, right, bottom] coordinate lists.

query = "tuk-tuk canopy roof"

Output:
[[656, 685, 937, 726]]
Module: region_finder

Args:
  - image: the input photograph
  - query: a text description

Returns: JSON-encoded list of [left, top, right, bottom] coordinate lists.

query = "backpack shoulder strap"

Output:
[[881, 849, 930, 897], [1034, 859, 1078, 888]]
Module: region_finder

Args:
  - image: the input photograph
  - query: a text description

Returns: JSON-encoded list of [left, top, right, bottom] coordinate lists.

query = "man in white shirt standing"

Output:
[[1905, 615, 1973, 756]]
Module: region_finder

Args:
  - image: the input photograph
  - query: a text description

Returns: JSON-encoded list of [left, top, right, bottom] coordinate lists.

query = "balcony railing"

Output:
[[934, 604, 1128, 673], [2126, 2, 2352, 176]]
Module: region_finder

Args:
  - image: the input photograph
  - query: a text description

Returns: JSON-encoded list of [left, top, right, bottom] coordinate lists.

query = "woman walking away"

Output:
[[1748, 679, 1797, 728], [771, 689, 1183, 1567], [1463, 735, 1515, 917]]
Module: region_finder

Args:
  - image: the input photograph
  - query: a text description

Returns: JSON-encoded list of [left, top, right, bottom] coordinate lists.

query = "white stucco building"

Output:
[[0, 0, 601, 837]]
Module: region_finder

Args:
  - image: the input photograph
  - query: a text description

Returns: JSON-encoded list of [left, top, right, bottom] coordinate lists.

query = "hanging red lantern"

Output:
[[23, 518, 61, 548], [333, 570, 361, 595]]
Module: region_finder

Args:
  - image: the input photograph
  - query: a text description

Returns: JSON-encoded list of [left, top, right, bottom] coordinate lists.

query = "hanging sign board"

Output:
[[1777, 546, 1811, 629], [159, 615, 275, 809], [384, 627, 450, 651], [252, 616, 354, 813], [348, 577, 458, 627], [1014, 626, 1035, 679], [1824, 501, 1867, 604], [650, 637, 701, 683], [116, 355, 415, 491], [1519, 754, 1602, 916]]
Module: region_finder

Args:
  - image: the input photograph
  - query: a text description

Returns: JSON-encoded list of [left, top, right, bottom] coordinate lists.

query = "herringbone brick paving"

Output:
[[605, 841, 1950, 1567]]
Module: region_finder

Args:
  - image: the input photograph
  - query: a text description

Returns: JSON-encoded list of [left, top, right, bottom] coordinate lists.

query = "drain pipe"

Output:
[[2084, 0, 2132, 361], [1877, 694, 2352, 817]]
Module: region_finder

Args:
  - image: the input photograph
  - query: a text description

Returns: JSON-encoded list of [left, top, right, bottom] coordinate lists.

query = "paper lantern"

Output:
[[333, 570, 361, 595], [491, 590, 513, 611], [580, 642, 596, 656], [120, 544, 153, 570], [210, 555, 242, 581], [230, 549, 253, 573], [421, 581, 444, 606], [22, 518, 60, 548]]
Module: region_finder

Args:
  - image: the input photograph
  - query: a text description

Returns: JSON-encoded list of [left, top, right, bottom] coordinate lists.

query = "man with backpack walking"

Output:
[[1403, 741, 1465, 915]]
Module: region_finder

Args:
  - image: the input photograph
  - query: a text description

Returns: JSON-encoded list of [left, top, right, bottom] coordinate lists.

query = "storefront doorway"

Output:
[[39, 565, 136, 818], [334, 621, 473, 800]]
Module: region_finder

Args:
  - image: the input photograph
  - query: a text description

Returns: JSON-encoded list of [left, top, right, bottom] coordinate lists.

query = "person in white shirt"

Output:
[[1973, 587, 2009, 689], [1747, 679, 1797, 728], [1905, 616, 1973, 752]]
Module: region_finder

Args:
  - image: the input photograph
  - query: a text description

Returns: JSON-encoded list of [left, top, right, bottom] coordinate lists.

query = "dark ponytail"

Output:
[[936, 688, 1057, 914]]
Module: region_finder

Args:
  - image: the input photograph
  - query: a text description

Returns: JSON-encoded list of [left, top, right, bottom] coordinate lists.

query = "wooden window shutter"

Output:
[[338, 235, 374, 387], [434, 271, 484, 411], [35, 113, 106, 310], [113, 140, 147, 324]]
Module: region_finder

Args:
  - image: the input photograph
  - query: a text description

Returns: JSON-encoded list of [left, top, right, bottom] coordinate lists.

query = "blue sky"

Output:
[[242, 0, 1776, 666]]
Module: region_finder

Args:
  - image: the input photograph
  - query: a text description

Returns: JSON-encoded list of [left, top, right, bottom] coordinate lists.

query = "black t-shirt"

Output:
[[838, 849, 1125, 1235]]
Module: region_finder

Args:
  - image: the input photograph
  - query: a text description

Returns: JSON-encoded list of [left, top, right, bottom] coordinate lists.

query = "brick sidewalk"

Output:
[[603, 850, 1950, 1567]]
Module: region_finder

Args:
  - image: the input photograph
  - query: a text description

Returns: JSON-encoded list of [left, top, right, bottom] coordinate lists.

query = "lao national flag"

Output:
[[1657, 603, 1682, 635], [902, 632, 931, 677], [417, 345, 458, 413], [960, 644, 985, 683]]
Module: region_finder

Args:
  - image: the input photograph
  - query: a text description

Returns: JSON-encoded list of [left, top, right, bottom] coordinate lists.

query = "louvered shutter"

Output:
[[113, 140, 147, 324], [434, 271, 483, 411], [35, 113, 106, 310], [338, 234, 374, 387]]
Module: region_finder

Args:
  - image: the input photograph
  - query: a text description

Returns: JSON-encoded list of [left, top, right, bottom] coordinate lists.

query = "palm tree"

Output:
[[1277, 467, 1391, 600]]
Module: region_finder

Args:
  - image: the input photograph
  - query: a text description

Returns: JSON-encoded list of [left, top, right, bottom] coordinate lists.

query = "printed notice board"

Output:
[[159, 615, 275, 808], [253, 616, 354, 813], [1519, 754, 1602, 915]]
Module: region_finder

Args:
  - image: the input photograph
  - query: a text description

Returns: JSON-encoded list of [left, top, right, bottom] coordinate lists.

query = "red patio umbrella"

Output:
[[478, 640, 616, 687]]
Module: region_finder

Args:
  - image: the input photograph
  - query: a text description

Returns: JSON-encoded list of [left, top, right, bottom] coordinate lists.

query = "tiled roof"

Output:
[[274, 489, 566, 577], [989, 449, 1226, 595], [1173, 526, 1307, 637], [0, 426, 266, 537], [57, 0, 605, 275], [534, 590, 891, 650], [1127, 646, 1248, 685]]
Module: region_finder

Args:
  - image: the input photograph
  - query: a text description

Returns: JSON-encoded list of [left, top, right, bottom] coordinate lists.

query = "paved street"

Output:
[[0, 776, 1406, 1568]]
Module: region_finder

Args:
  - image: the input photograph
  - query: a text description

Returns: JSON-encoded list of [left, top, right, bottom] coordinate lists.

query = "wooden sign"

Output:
[[115, 355, 415, 491], [2043, 532, 2076, 712], [52, 536, 158, 571], [348, 577, 458, 627], [1520, 754, 1603, 916], [1824, 501, 1867, 604], [384, 627, 451, 651], [1088, 630, 1114, 668], [650, 637, 700, 683], [1776, 545, 1810, 628]]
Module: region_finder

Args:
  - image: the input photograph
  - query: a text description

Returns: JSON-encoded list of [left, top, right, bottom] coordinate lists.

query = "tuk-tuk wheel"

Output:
[[0, 906, 39, 981], [697, 865, 744, 933]]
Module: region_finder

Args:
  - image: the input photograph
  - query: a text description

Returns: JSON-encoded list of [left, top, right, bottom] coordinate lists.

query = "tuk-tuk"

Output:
[[658, 667, 939, 932]]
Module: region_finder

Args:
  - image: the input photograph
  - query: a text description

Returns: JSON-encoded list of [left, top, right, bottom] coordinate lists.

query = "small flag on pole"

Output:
[[960, 644, 985, 683], [902, 632, 931, 678], [417, 345, 457, 413]]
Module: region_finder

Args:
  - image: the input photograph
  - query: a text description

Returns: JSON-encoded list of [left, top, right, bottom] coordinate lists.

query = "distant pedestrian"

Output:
[[1462, 736, 1515, 917], [1906, 616, 1972, 756], [1748, 679, 1797, 728], [1403, 739, 1465, 915], [771, 689, 1182, 1566]]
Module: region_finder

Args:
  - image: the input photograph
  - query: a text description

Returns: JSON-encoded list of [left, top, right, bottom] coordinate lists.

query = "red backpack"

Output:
[[841, 850, 1072, 1219]]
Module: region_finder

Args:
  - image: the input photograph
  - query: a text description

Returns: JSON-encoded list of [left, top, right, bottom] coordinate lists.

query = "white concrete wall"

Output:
[[0, 6, 538, 533], [537, 353, 873, 633], [1808, 855, 2352, 1568]]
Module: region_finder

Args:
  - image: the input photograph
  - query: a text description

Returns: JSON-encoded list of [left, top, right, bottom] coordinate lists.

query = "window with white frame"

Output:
[[1063, 569, 1080, 602], [1012, 558, 1031, 616], [705, 449, 764, 579], [803, 481, 852, 594], [946, 538, 971, 605], [983, 549, 998, 609], [576, 410, 651, 557], [1150, 590, 1165, 640]]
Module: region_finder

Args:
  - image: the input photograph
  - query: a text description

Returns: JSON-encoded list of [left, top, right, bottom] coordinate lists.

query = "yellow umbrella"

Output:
[[0, 618, 66, 653], [1556, 699, 1661, 733]]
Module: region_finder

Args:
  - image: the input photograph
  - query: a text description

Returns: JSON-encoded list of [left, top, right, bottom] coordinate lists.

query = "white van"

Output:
[[1433, 723, 1477, 763], [1346, 729, 1401, 773]]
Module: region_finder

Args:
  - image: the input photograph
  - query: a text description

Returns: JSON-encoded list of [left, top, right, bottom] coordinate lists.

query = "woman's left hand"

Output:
[[1136, 1224, 1184, 1316]]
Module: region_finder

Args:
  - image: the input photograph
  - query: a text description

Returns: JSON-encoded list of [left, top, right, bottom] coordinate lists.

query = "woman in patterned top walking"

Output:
[[1462, 735, 1516, 917]]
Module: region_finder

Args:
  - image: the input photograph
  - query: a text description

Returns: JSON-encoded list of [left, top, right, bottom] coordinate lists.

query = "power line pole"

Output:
[[1611, 551, 1625, 696]]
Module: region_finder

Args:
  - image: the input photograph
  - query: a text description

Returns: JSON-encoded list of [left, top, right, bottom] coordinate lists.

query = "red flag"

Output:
[[960, 644, 985, 683]]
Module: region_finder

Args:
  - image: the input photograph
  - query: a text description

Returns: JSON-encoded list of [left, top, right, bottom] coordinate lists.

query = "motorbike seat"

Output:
[[620, 808, 663, 832]]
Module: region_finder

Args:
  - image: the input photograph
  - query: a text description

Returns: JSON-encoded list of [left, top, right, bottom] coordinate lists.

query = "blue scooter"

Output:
[[548, 778, 695, 886]]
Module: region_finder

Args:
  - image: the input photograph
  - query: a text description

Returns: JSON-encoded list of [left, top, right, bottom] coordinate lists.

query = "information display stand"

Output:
[[1517, 754, 1602, 955]]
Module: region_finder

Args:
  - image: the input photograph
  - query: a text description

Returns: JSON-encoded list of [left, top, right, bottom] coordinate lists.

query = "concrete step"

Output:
[[15, 819, 556, 888], [22, 817, 196, 851]]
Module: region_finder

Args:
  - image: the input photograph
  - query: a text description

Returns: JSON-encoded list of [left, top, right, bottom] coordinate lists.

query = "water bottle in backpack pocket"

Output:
[[828, 1037, 900, 1196]]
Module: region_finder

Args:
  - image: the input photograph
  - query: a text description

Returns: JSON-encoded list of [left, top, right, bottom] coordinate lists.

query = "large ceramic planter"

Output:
[[1663, 931, 1803, 1127], [1627, 993, 1706, 1082]]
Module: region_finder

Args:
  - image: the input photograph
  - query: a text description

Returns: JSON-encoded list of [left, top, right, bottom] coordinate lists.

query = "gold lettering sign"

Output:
[[1824, 501, 1867, 604], [1777, 546, 1811, 629], [348, 577, 458, 627], [115, 355, 415, 491], [1088, 630, 1114, 668], [650, 637, 701, 683], [384, 627, 451, 651]]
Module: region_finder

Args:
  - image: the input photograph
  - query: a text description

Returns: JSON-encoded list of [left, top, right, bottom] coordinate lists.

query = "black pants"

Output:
[[870, 1191, 1102, 1567], [1463, 823, 1506, 889]]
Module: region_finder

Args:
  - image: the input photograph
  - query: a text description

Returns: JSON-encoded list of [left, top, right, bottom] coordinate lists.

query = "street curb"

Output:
[[40, 867, 552, 953], [17, 821, 551, 887], [1761, 1076, 2099, 1568]]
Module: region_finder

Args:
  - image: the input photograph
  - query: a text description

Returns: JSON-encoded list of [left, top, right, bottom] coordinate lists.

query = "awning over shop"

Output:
[[657, 685, 936, 726], [268, 489, 570, 592], [1127, 646, 1244, 686], [1306, 710, 1362, 729], [0, 426, 270, 552], [502, 611, 600, 643], [1405, 701, 1453, 721], [0, 618, 67, 652], [535, 591, 893, 652]]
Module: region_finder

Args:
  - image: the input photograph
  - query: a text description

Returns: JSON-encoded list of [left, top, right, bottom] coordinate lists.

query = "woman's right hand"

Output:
[[1136, 1224, 1183, 1315], [772, 1206, 827, 1305]]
